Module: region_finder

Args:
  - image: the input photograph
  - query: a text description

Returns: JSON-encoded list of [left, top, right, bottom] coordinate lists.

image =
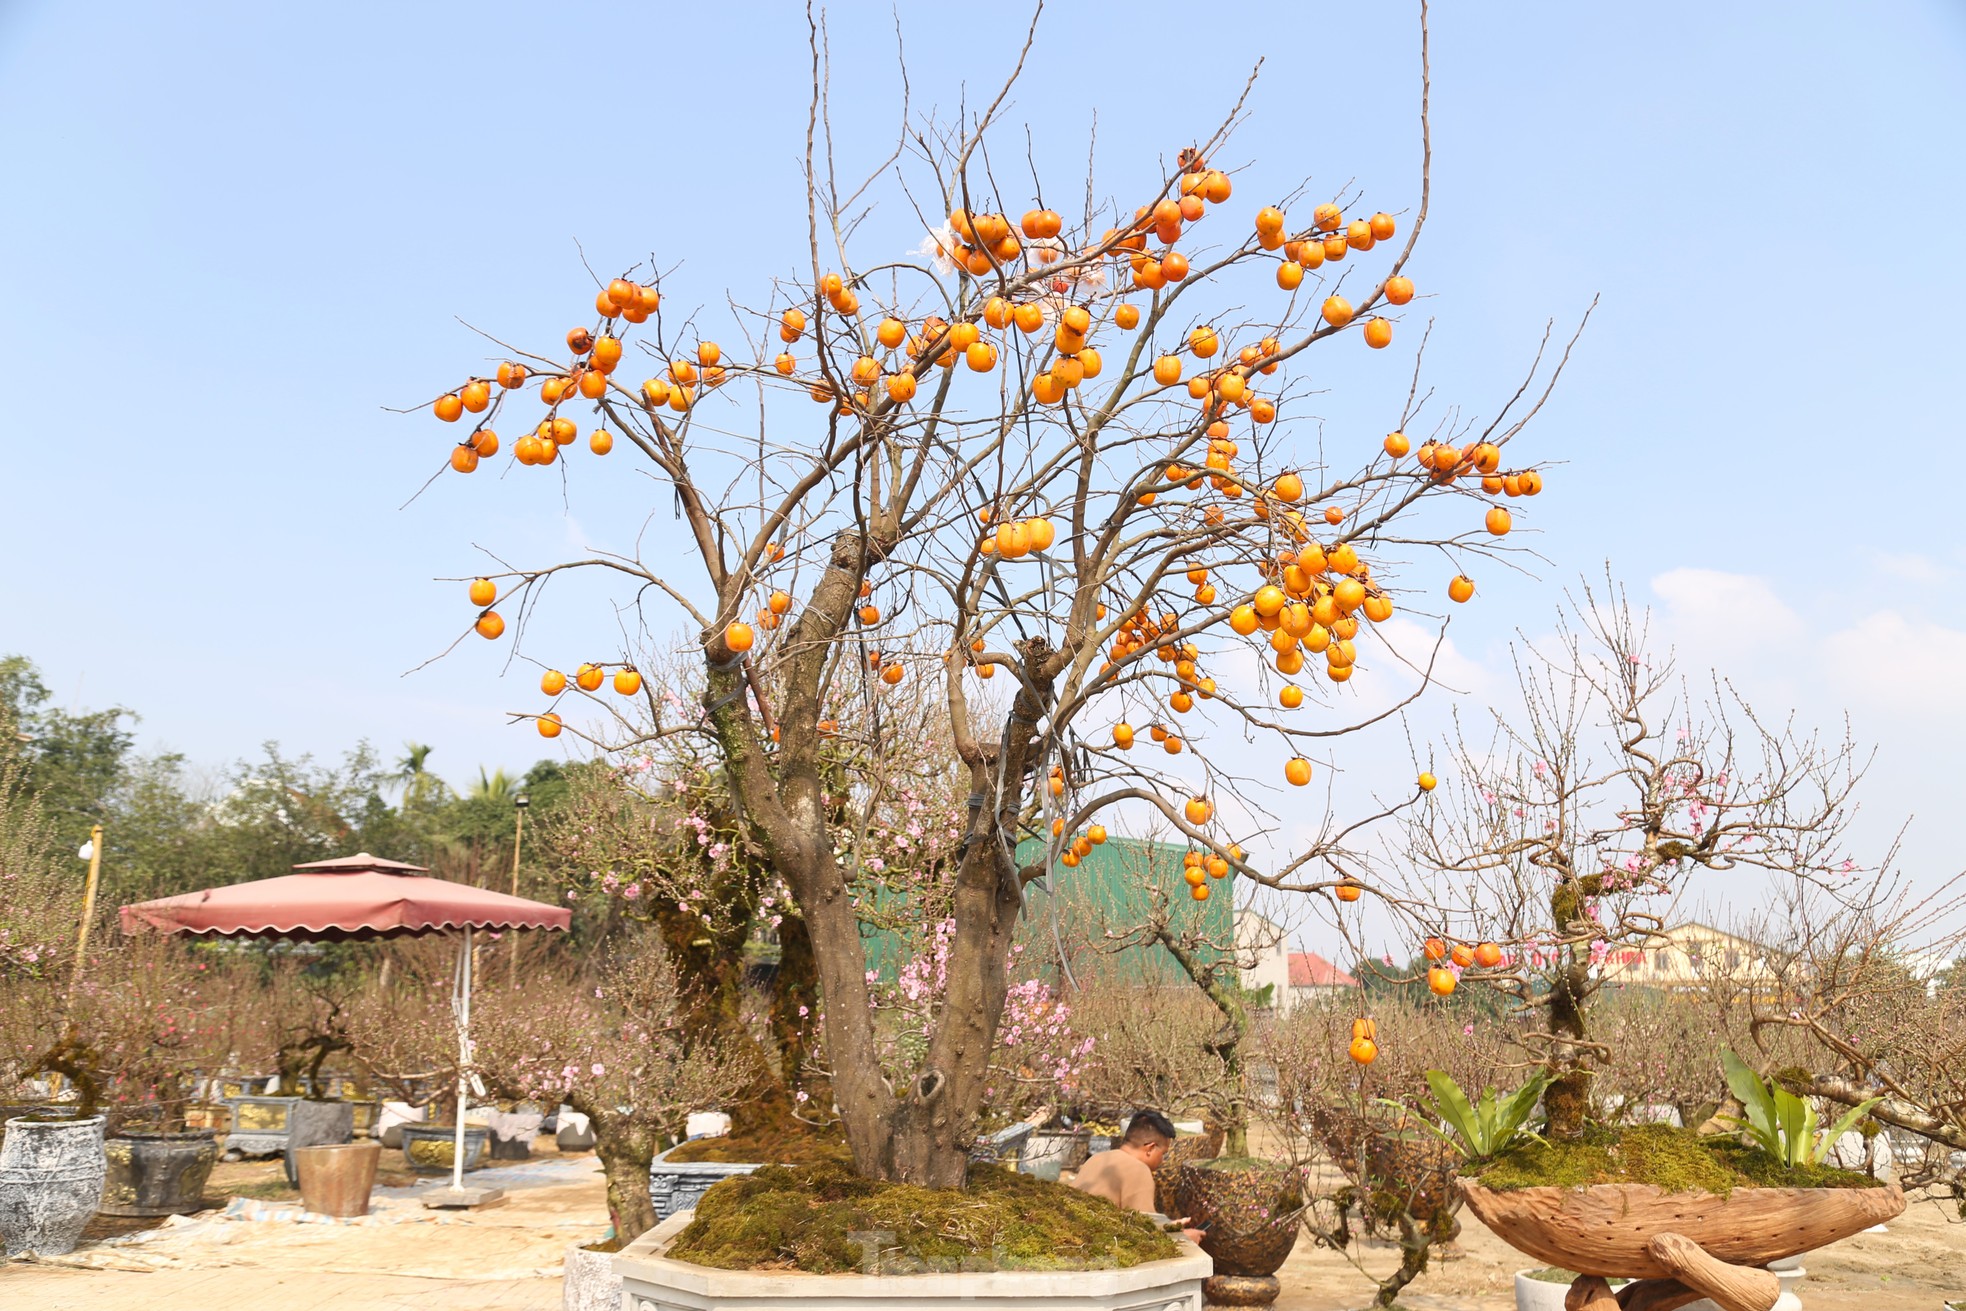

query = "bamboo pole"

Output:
[[70, 824, 103, 990]]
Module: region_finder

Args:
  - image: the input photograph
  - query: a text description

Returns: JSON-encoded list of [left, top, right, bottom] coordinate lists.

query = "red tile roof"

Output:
[[1288, 952, 1359, 989]]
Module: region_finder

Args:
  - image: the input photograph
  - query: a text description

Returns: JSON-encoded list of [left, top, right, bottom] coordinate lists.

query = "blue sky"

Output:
[[4, 2, 1964, 930]]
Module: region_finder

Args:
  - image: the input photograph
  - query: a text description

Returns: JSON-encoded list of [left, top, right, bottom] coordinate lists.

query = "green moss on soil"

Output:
[[1474, 1123, 1884, 1195], [665, 1123, 852, 1166], [667, 1161, 1180, 1273], [1524, 1267, 1627, 1286]]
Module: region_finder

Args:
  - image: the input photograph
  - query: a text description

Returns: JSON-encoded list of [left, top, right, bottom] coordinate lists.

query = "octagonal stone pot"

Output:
[[613, 1209, 1210, 1311]]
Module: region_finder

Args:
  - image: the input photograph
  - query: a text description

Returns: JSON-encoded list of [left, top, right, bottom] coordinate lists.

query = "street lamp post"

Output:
[[509, 794, 529, 987]]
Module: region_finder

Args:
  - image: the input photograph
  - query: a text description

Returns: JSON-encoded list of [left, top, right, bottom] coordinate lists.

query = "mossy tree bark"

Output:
[[646, 847, 788, 1140], [582, 1103, 660, 1243], [1372, 1211, 1432, 1309], [1156, 925, 1250, 1156], [1542, 875, 1602, 1141]]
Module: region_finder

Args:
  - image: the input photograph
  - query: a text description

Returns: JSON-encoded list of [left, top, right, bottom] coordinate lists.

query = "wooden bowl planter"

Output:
[[1460, 1181, 1905, 1311], [1151, 1127, 1224, 1220], [100, 1128, 219, 1217]]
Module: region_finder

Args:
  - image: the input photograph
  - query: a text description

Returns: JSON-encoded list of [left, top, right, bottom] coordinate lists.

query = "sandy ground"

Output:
[[4, 1140, 1962, 1310], [0, 1144, 605, 1310]]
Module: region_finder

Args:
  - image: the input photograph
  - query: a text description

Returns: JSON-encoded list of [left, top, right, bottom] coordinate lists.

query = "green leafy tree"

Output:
[[0, 655, 135, 849]]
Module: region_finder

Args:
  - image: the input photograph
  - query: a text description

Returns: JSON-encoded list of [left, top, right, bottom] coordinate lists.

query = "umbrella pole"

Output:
[[453, 925, 472, 1194]]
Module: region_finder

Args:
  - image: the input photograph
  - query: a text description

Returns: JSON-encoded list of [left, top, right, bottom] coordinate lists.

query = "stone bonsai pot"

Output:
[[563, 1240, 619, 1311], [222, 1093, 301, 1158], [0, 1114, 107, 1257], [648, 1140, 761, 1221], [1016, 1127, 1090, 1182], [282, 1098, 355, 1186], [100, 1127, 218, 1217], [613, 1208, 1211, 1311], [1175, 1158, 1303, 1309], [398, 1121, 489, 1174]]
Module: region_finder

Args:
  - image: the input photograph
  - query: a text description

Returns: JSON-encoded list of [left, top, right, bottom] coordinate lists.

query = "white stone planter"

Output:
[[1514, 1271, 1573, 1311], [564, 1241, 620, 1311], [1514, 1264, 1803, 1311], [616, 1210, 1210, 1311]]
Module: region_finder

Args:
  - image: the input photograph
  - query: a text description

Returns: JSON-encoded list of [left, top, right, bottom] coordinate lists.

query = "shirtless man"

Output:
[[1070, 1110, 1205, 1243]]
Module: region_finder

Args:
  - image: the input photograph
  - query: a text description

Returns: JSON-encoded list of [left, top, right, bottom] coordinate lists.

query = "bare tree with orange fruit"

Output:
[[417, 4, 1581, 1186], [1393, 580, 1890, 1140]]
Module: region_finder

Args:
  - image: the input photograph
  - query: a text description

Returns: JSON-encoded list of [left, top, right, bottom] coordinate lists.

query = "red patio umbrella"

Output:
[[120, 852, 571, 1202]]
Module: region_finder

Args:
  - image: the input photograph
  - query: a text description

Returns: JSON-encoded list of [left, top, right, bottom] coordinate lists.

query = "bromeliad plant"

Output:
[[1404, 1069, 1553, 1162], [1719, 1050, 1880, 1169]]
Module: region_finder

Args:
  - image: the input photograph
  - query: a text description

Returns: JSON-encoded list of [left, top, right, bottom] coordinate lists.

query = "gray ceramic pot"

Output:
[[0, 1115, 106, 1256]]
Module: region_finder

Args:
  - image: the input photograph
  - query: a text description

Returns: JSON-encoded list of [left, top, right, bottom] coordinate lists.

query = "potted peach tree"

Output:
[[1390, 587, 1908, 1311]]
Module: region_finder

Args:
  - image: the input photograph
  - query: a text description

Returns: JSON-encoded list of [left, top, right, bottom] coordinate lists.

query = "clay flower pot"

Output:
[[1461, 1181, 1905, 1311], [294, 1140, 382, 1217], [101, 1128, 218, 1217], [0, 1114, 106, 1257]]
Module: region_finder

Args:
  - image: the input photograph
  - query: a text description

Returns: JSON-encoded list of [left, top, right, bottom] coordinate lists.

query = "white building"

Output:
[[1234, 909, 1360, 1013]]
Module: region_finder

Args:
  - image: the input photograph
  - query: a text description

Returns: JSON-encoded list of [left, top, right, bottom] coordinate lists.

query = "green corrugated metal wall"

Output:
[[858, 834, 1232, 985]]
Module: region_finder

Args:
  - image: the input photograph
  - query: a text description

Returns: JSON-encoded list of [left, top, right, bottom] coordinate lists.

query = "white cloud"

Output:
[[1819, 610, 1966, 716], [1365, 616, 1493, 701], [1860, 549, 1951, 585], [1651, 567, 1804, 651]]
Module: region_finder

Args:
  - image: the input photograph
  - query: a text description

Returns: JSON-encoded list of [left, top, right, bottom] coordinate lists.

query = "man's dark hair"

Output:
[[1123, 1109, 1178, 1147]]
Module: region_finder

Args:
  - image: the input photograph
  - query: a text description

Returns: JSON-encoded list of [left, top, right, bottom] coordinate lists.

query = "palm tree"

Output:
[[394, 743, 455, 816], [467, 767, 520, 806]]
